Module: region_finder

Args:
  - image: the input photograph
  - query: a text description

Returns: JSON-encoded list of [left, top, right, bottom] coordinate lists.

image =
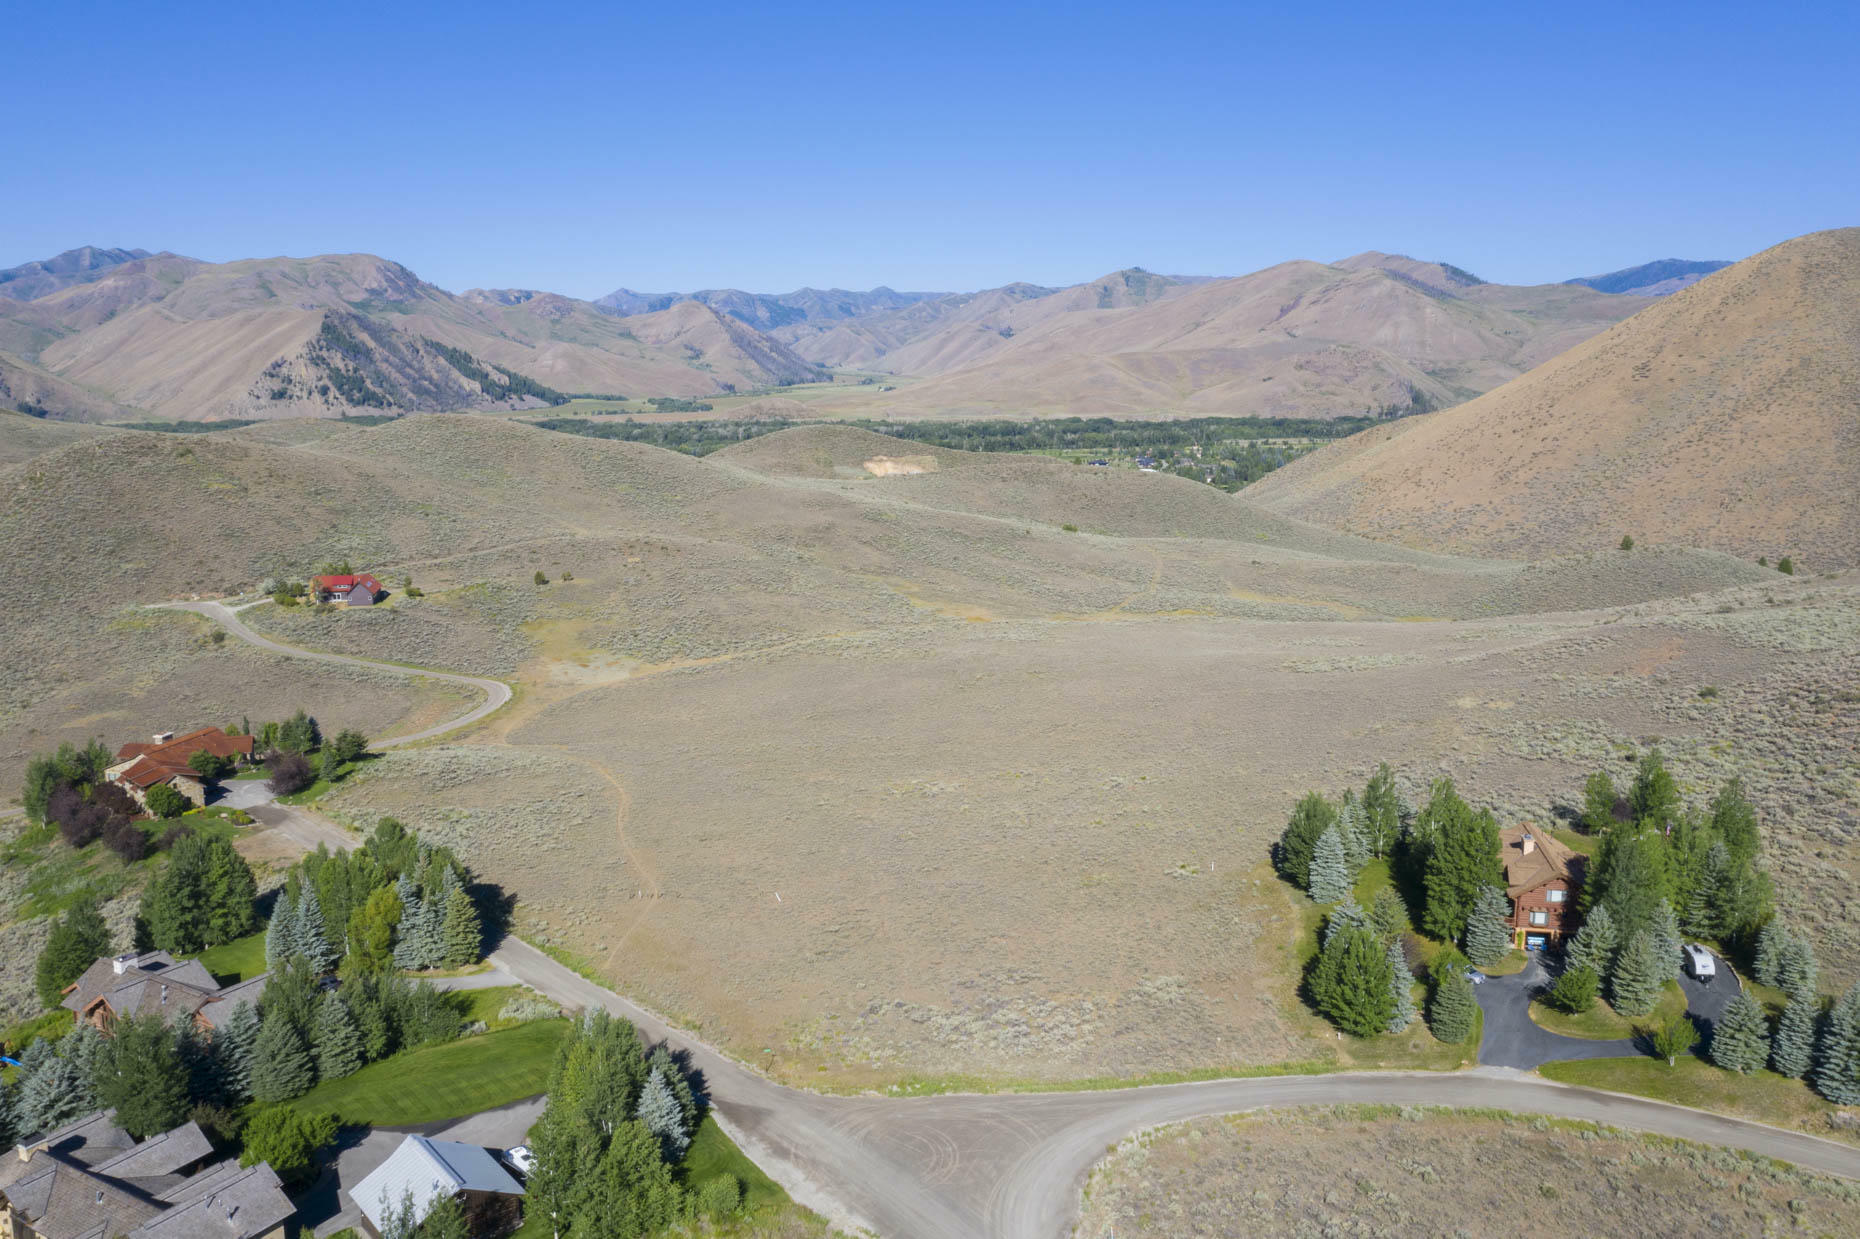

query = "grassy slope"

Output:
[[192, 929, 267, 984], [1538, 1057, 1855, 1147], [1530, 978, 1686, 1039]]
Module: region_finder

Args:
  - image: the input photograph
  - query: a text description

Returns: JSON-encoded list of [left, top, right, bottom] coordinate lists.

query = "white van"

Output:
[[1683, 943, 1716, 982]]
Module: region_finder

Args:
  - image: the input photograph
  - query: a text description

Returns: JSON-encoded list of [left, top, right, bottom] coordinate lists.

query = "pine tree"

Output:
[[646, 1046, 700, 1130], [35, 898, 112, 1008], [1322, 901, 1368, 948], [1683, 841, 1727, 938], [1753, 920, 1788, 987], [1308, 827, 1352, 904], [392, 891, 427, 969], [1369, 885, 1409, 942], [215, 1001, 260, 1102], [1597, 830, 1673, 938], [1771, 995, 1817, 1080], [1647, 901, 1684, 982], [1336, 795, 1370, 872], [1581, 770, 1620, 835], [1565, 905, 1618, 983], [266, 889, 296, 968], [1385, 941, 1417, 1033], [1709, 990, 1770, 1074], [1629, 748, 1680, 829], [1463, 885, 1511, 968], [1608, 930, 1664, 1017], [1813, 984, 1860, 1105], [251, 1013, 316, 1103], [441, 885, 481, 967], [312, 991, 364, 1080], [16, 1038, 88, 1135], [1777, 934, 1819, 1001], [0, 1079, 15, 1150], [636, 1067, 690, 1161], [293, 885, 336, 972], [1429, 966, 1478, 1044], [1310, 923, 1395, 1037], [94, 1014, 189, 1139], [61, 1024, 105, 1112], [1418, 783, 1501, 941], [202, 836, 259, 945], [1276, 791, 1336, 888]]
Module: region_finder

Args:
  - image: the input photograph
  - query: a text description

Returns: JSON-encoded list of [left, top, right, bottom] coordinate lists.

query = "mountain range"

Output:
[[0, 245, 1732, 423]]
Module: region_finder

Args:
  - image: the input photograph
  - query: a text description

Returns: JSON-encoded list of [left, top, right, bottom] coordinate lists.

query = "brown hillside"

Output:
[[1246, 227, 1860, 567]]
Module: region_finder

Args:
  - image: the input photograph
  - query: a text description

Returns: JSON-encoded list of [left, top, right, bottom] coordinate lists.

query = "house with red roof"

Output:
[[310, 572, 384, 606], [1498, 823, 1584, 951], [105, 727, 255, 810]]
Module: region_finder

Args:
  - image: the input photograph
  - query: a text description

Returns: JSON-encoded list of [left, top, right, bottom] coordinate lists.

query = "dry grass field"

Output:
[[3, 414, 1854, 1080], [1075, 1106, 1860, 1238]]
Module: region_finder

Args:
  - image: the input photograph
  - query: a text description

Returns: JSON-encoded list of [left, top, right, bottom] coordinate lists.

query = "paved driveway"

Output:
[[214, 778, 276, 811], [1474, 954, 1637, 1069]]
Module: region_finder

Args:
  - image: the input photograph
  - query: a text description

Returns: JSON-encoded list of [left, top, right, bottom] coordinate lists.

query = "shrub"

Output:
[[1061, 523, 1079, 532], [267, 751, 315, 796], [1777, 556, 1794, 574], [157, 822, 195, 850], [1619, 534, 1635, 550], [1650, 1013, 1698, 1066], [497, 995, 563, 1024], [1546, 964, 1599, 1014], [101, 817, 149, 862], [534, 570, 549, 585], [696, 1175, 741, 1218], [144, 783, 189, 820]]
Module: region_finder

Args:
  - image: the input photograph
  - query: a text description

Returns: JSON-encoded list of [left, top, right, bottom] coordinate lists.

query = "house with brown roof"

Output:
[[105, 729, 255, 812], [1498, 823, 1583, 951], [310, 573, 383, 606], [61, 952, 267, 1038], [0, 1110, 293, 1239]]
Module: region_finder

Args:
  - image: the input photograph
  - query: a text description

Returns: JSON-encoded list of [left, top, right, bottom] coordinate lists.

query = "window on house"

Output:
[[1530, 910, 1548, 926], [1546, 889, 1566, 903]]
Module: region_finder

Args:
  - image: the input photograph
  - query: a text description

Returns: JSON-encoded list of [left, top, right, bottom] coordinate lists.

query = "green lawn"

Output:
[[1531, 978, 1685, 1039], [285, 1020, 568, 1126], [191, 929, 268, 984], [1539, 1056, 1854, 1145], [451, 985, 559, 1031], [1480, 949, 1530, 977], [679, 1115, 787, 1212], [2, 1009, 74, 1055]]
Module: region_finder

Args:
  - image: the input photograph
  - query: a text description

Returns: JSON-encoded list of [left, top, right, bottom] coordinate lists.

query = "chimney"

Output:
[[1521, 832, 1536, 855], [153, 730, 175, 744], [111, 952, 138, 975]]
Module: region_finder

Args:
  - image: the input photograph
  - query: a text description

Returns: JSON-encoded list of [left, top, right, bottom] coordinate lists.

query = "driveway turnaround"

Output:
[[1474, 955, 1636, 1069], [185, 603, 1860, 1237]]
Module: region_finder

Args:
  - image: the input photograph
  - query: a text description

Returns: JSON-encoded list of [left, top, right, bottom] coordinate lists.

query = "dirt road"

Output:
[[182, 601, 1860, 1237], [157, 600, 511, 746]]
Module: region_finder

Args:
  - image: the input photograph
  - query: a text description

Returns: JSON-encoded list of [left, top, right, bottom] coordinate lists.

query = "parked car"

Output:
[[500, 1145, 535, 1177], [1683, 943, 1716, 982], [1463, 968, 1486, 986]]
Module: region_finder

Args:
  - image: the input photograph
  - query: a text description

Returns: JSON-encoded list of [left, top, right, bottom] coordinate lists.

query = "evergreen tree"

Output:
[[1629, 748, 1680, 829], [61, 1024, 106, 1111], [1753, 920, 1788, 987], [1275, 792, 1336, 889], [1429, 965, 1478, 1044], [1310, 923, 1395, 1037], [1546, 964, 1599, 1014], [1647, 900, 1684, 982], [1361, 763, 1401, 858], [441, 885, 481, 967], [646, 1046, 700, 1131], [265, 890, 296, 969], [35, 898, 112, 1008], [202, 837, 259, 945], [1608, 930, 1665, 1017], [392, 890, 428, 969], [215, 1001, 260, 1101], [1709, 990, 1770, 1074], [1336, 795, 1370, 871], [1771, 995, 1817, 1080], [1813, 984, 1860, 1105], [1418, 781, 1501, 942], [16, 1038, 89, 1135], [1564, 905, 1618, 982], [251, 1013, 316, 1103], [344, 886, 403, 976], [293, 884, 337, 972], [340, 976, 393, 1061], [94, 1014, 189, 1139], [1369, 885, 1409, 942], [1385, 941, 1417, 1033], [1682, 841, 1728, 938], [1322, 901, 1368, 948], [1308, 827, 1352, 904], [1581, 770, 1620, 835], [636, 1067, 690, 1161], [0, 1079, 14, 1150], [1596, 829, 1673, 937], [1777, 934, 1820, 1001], [173, 1019, 222, 1109], [1709, 777, 1761, 867], [1463, 885, 1511, 968], [311, 991, 364, 1080]]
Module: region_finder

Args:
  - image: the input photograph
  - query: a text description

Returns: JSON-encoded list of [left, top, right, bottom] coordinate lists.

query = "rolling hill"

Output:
[[1566, 258, 1734, 297], [0, 252, 820, 421], [1244, 227, 1860, 567], [0, 246, 156, 300]]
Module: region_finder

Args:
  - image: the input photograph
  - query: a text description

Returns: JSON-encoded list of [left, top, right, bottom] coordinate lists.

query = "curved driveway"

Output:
[[159, 599, 511, 746], [177, 601, 1860, 1237]]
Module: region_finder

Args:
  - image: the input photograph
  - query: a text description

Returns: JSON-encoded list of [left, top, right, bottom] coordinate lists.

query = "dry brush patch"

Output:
[[1076, 1107, 1860, 1238]]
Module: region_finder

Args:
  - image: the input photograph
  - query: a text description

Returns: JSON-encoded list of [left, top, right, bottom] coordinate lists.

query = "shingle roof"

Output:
[[352, 1136, 523, 1230], [1, 1111, 135, 1188], [2, 1153, 165, 1239], [61, 953, 265, 1031], [91, 1123, 213, 1180], [135, 1160, 294, 1239], [1498, 824, 1580, 898]]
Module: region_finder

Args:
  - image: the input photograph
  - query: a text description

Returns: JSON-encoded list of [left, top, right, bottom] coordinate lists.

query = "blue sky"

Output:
[[4, 2, 1854, 297]]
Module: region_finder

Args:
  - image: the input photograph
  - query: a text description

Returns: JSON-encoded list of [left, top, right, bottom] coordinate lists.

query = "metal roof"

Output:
[[351, 1135, 523, 1230]]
